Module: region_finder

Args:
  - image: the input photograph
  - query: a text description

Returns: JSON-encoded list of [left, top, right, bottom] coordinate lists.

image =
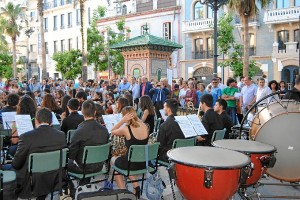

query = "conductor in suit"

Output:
[[157, 99, 185, 162], [12, 108, 67, 199]]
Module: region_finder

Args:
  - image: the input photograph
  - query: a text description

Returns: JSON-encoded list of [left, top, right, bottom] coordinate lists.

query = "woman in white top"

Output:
[[179, 81, 188, 107]]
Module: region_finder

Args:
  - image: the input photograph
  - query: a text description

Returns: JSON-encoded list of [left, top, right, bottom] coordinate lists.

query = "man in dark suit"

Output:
[[150, 82, 170, 119], [197, 94, 224, 146], [60, 98, 84, 134], [68, 99, 109, 174], [214, 99, 232, 139], [12, 108, 67, 199], [157, 99, 185, 162], [140, 76, 153, 97]]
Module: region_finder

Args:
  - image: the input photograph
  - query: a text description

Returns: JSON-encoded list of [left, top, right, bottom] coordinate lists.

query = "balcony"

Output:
[[272, 41, 299, 57], [43, 0, 73, 11], [235, 16, 260, 28], [264, 6, 300, 24], [193, 50, 214, 59], [183, 18, 213, 33]]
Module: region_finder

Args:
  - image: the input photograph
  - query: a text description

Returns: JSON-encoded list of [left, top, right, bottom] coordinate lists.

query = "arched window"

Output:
[[277, 30, 289, 51], [122, 5, 127, 15], [194, 38, 204, 59], [194, 1, 204, 20], [133, 68, 140, 79]]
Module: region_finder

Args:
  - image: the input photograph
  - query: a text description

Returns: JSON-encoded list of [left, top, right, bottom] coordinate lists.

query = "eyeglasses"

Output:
[[212, 82, 218, 84]]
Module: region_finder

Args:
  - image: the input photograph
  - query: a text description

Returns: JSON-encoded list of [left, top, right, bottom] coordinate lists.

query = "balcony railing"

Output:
[[272, 41, 299, 55], [183, 18, 213, 33], [235, 16, 260, 27], [264, 6, 300, 24], [43, 0, 72, 11], [193, 50, 214, 59]]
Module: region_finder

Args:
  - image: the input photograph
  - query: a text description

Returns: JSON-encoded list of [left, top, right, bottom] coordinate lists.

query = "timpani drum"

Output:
[[213, 140, 276, 186], [167, 146, 251, 200], [249, 100, 300, 182]]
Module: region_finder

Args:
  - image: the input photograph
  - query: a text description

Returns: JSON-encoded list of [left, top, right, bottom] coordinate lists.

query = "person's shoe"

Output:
[[134, 186, 141, 199]]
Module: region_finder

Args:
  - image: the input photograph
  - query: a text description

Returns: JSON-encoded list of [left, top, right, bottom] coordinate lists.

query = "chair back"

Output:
[[28, 148, 68, 173], [172, 138, 195, 149], [153, 118, 161, 133], [82, 143, 111, 165], [211, 128, 226, 144], [128, 143, 160, 163], [66, 129, 76, 145]]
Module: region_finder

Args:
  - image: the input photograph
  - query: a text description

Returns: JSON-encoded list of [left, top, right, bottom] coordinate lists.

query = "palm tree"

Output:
[[227, 0, 271, 76], [0, 2, 24, 78], [74, 0, 87, 81], [37, 0, 47, 80]]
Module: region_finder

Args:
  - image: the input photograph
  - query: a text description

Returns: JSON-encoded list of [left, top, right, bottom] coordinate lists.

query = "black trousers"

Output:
[[154, 102, 163, 119]]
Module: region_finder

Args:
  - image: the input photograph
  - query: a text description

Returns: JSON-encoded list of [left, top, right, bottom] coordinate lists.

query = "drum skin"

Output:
[[250, 101, 300, 182], [175, 163, 242, 200]]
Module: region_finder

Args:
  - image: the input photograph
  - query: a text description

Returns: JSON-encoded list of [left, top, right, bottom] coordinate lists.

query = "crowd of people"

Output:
[[0, 74, 299, 199]]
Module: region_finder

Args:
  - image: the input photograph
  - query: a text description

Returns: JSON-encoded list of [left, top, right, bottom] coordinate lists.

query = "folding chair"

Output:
[[68, 143, 111, 181], [28, 148, 68, 199], [66, 129, 76, 146], [111, 142, 160, 195], [211, 128, 226, 145], [0, 170, 17, 200]]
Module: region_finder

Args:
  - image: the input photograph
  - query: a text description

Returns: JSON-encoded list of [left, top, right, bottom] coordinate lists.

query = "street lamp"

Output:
[[24, 27, 34, 81], [200, 0, 228, 78]]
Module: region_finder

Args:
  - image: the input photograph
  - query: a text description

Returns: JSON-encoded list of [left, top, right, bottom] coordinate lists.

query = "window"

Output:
[[54, 41, 58, 53], [194, 1, 204, 20], [76, 36, 79, 49], [163, 22, 171, 40], [249, 33, 255, 56], [294, 29, 299, 49], [53, 15, 57, 30], [54, 0, 57, 7], [116, 3, 121, 14], [76, 9, 81, 25], [30, 45, 33, 52], [296, 0, 300, 6], [141, 25, 149, 35], [276, 0, 289, 8], [88, 7, 91, 24], [60, 0, 64, 6], [194, 38, 204, 59], [277, 30, 289, 50], [44, 18, 48, 32], [68, 38, 72, 50], [61, 14, 65, 29], [30, 11, 36, 18], [45, 42, 48, 54], [207, 6, 213, 18], [61, 39, 65, 52], [54, 73, 59, 80], [207, 38, 214, 58], [68, 12, 72, 28], [122, 5, 127, 15]]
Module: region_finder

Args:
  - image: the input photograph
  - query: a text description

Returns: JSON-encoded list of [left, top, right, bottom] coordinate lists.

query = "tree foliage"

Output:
[[52, 50, 82, 80], [218, 13, 260, 78], [0, 53, 13, 79]]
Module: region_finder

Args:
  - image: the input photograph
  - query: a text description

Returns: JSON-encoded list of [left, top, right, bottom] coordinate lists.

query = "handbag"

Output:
[[144, 145, 164, 200]]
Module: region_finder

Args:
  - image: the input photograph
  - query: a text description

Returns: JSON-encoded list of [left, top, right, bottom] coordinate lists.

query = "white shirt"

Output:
[[256, 86, 271, 104], [179, 88, 188, 107], [130, 83, 140, 100]]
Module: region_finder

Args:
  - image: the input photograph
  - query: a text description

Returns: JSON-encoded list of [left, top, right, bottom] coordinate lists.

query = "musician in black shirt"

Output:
[[214, 99, 232, 139], [284, 76, 300, 102]]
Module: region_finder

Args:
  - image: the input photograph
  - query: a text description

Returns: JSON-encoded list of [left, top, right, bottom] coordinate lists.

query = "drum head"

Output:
[[213, 140, 276, 154], [255, 112, 300, 182], [167, 146, 250, 169]]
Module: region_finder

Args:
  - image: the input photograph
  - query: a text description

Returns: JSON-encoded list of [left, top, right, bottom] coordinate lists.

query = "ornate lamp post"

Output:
[[24, 27, 34, 81], [200, 0, 227, 78]]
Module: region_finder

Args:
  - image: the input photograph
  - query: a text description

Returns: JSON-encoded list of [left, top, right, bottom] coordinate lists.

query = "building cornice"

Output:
[[96, 6, 181, 25]]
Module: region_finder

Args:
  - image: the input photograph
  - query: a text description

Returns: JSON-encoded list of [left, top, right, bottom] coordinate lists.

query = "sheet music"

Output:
[[159, 109, 167, 120], [186, 114, 208, 136], [15, 115, 34, 135], [175, 115, 208, 138], [102, 113, 122, 133], [78, 111, 82, 115], [2, 112, 16, 129], [51, 112, 60, 125]]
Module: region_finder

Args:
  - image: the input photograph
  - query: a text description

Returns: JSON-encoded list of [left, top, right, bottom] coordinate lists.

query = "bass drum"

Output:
[[250, 100, 300, 182]]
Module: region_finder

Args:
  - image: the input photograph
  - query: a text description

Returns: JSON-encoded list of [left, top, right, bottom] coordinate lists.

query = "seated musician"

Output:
[[214, 99, 232, 139], [60, 98, 84, 134], [0, 93, 19, 123], [111, 106, 149, 198], [284, 76, 300, 101], [11, 108, 67, 199], [196, 94, 224, 146], [139, 95, 155, 134], [157, 99, 185, 162]]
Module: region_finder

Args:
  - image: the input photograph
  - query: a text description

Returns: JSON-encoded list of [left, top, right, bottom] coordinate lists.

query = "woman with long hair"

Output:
[[111, 106, 149, 198], [10, 95, 37, 155], [41, 93, 62, 115], [95, 103, 105, 125], [139, 95, 155, 134]]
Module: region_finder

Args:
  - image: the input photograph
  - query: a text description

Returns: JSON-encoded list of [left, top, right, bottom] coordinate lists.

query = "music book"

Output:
[[102, 113, 122, 133], [175, 114, 208, 138], [15, 115, 34, 135], [51, 112, 60, 125], [2, 112, 16, 130]]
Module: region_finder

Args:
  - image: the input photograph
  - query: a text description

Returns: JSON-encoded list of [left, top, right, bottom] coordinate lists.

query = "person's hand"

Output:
[[121, 113, 134, 123], [196, 136, 206, 142]]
